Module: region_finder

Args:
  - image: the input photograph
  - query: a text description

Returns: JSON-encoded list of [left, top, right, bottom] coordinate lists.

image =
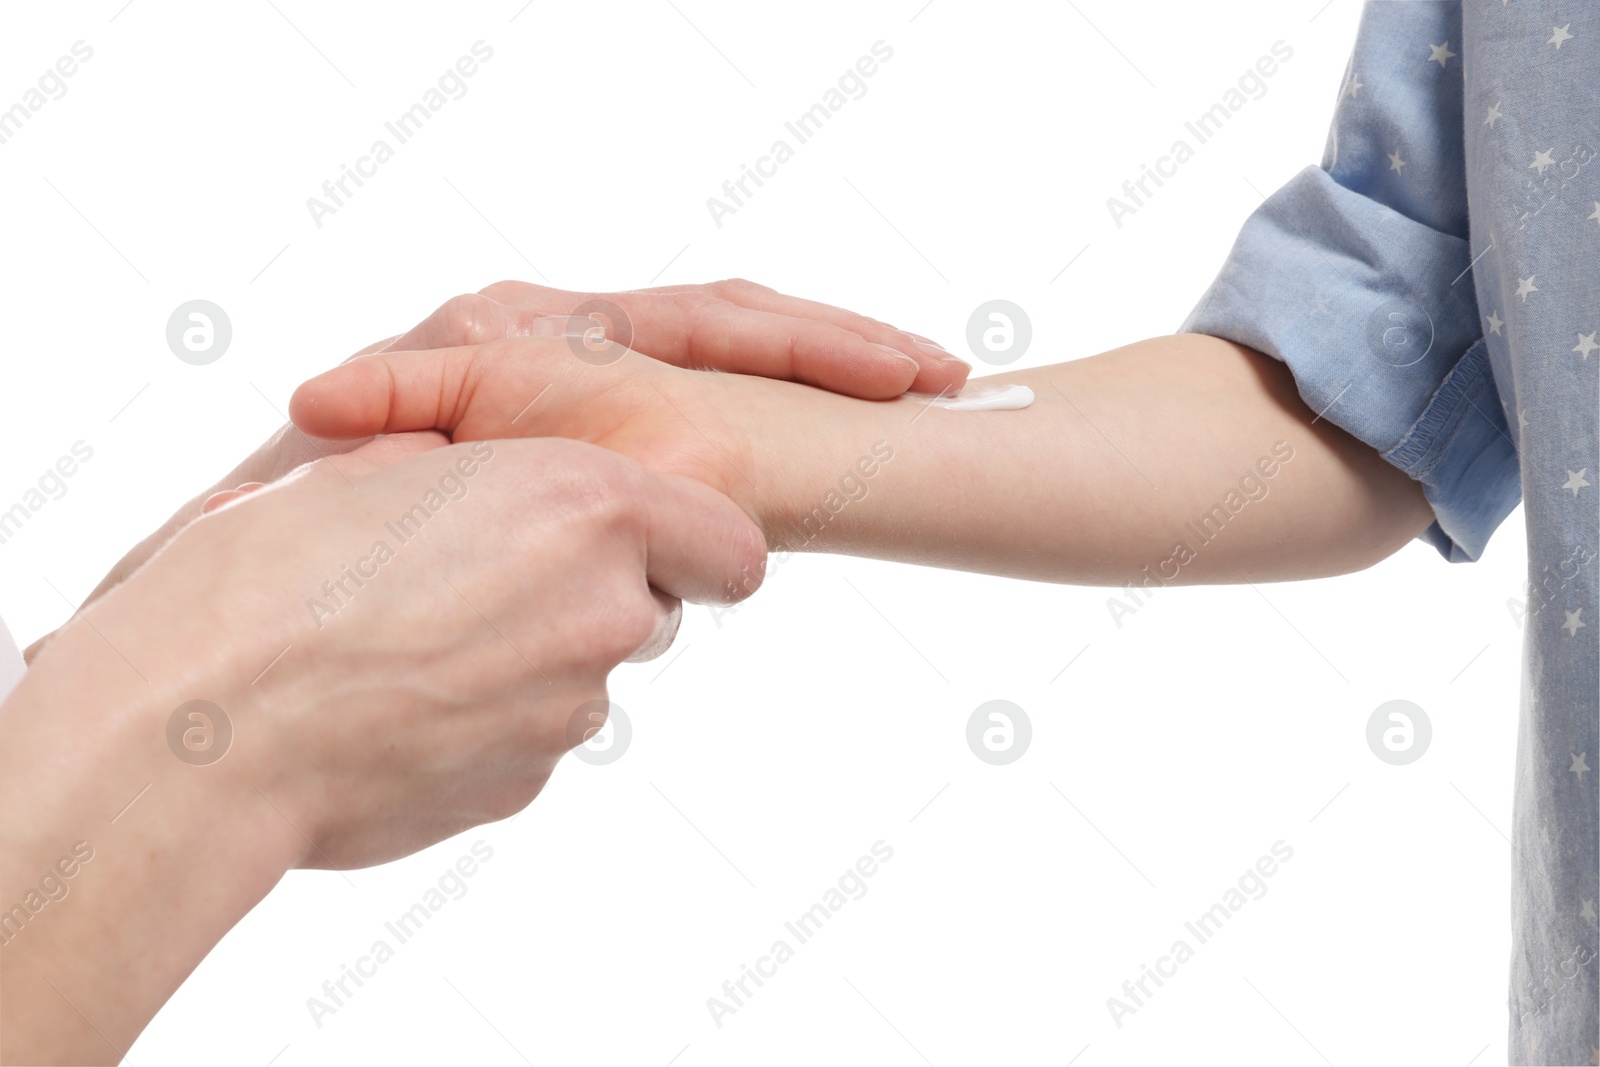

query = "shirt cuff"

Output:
[[1179, 164, 1521, 562]]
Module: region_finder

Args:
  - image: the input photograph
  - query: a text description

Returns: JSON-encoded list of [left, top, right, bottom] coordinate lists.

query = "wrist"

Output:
[[727, 377, 912, 553], [1, 613, 302, 1060]]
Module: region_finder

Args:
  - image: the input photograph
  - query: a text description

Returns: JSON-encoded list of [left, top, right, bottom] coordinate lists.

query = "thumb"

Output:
[[289, 345, 483, 440]]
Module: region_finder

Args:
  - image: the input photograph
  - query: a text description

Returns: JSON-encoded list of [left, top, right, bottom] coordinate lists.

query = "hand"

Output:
[[290, 336, 797, 539], [41, 279, 962, 655], [0, 429, 765, 1060], [39, 424, 371, 640], [124, 431, 765, 866], [356, 279, 971, 399]]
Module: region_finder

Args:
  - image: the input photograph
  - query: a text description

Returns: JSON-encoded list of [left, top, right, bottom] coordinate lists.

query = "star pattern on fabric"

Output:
[[1191, 12, 1598, 1060]]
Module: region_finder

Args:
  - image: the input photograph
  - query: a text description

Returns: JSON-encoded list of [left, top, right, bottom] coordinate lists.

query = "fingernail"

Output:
[[913, 339, 954, 357], [872, 343, 920, 373], [937, 354, 971, 370]]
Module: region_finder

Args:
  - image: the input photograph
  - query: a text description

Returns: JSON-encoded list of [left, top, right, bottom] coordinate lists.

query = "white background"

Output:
[[0, 1, 1524, 1064]]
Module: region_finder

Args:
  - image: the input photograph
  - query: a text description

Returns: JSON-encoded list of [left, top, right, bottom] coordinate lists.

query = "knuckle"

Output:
[[435, 293, 500, 345], [669, 287, 714, 309], [537, 446, 645, 529], [476, 279, 537, 303], [709, 276, 764, 300]]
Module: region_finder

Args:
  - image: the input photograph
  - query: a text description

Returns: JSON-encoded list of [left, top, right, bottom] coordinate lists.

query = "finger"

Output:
[[647, 303, 932, 399], [636, 468, 767, 606], [665, 280, 972, 395], [386, 294, 538, 352], [289, 345, 488, 440], [344, 289, 571, 370], [484, 283, 969, 398]]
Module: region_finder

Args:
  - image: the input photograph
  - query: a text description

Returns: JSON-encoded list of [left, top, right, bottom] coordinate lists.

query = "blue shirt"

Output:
[[1180, 3, 1598, 1061]]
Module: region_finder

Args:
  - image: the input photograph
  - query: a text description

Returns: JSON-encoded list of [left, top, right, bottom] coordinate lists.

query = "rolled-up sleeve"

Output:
[[1180, 1, 1520, 562]]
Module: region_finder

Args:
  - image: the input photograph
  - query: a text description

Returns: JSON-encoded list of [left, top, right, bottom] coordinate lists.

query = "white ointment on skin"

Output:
[[925, 382, 1034, 411]]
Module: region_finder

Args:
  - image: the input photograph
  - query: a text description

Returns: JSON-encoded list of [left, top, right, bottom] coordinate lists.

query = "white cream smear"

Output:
[[925, 382, 1035, 411]]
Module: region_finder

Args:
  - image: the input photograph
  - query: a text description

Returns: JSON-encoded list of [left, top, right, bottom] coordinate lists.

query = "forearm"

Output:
[[0, 620, 299, 1064], [749, 334, 1432, 584]]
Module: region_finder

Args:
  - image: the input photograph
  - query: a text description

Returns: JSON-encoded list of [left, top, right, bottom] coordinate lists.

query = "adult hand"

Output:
[[356, 279, 970, 399], [133, 430, 764, 866], [0, 430, 764, 1062]]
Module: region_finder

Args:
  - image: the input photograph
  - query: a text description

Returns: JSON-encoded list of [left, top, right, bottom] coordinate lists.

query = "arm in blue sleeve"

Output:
[[1181, 0, 1519, 561]]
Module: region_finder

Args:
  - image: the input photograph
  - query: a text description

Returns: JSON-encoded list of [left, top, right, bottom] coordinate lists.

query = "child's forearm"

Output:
[[748, 334, 1433, 584]]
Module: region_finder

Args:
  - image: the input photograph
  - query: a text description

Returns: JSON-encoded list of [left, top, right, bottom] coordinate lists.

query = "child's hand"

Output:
[[289, 336, 798, 535], [346, 279, 970, 400]]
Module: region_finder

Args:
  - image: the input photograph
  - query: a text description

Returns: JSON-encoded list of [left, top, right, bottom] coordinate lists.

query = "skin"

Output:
[[0, 432, 766, 1064], [0, 280, 959, 1063], [30, 279, 967, 660], [0, 284, 1430, 1063], [290, 331, 1436, 586]]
